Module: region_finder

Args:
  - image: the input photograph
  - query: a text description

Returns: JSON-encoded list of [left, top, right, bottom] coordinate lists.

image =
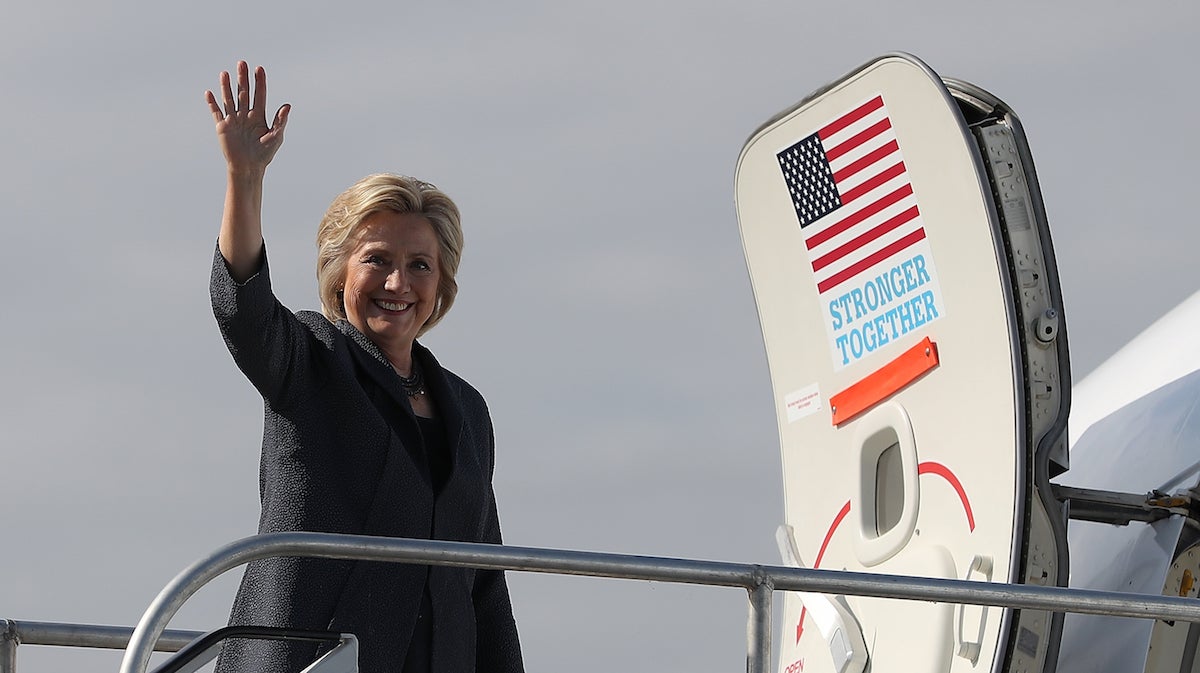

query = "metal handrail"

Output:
[[12, 532, 1200, 673], [1, 621, 203, 651], [110, 531, 1200, 673], [0, 620, 203, 673]]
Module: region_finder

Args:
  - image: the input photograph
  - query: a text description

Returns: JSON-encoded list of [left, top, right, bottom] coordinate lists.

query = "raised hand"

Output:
[[209, 61, 289, 280], [206, 61, 290, 175]]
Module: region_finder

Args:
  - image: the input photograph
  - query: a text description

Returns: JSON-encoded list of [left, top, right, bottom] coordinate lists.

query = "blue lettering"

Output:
[[850, 288, 866, 320], [883, 309, 900, 341], [828, 262, 942, 368], [864, 279, 880, 312], [897, 299, 914, 333], [923, 290, 939, 320], [873, 314, 890, 348], [834, 334, 851, 366], [849, 329, 864, 360], [913, 254, 930, 286], [873, 273, 895, 306], [890, 267, 906, 296], [910, 295, 927, 328], [902, 258, 917, 292]]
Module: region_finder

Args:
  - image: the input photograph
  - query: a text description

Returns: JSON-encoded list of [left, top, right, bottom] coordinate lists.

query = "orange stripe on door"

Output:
[[831, 337, 938, 425]]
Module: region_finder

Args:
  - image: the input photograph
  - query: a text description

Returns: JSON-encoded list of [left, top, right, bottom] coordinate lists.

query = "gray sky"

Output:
[[2, 1, 1196, 671]]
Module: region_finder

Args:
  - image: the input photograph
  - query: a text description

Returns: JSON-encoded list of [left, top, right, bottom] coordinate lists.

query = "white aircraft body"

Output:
[[1057, 288, 1200, 673], [734, 53, 1200, 673]]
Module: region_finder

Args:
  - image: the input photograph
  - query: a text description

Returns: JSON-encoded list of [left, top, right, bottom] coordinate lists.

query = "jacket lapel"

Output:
[[335, 320, 467, 498], [336, 320, 418, 415], [413, 343, 465, 482]]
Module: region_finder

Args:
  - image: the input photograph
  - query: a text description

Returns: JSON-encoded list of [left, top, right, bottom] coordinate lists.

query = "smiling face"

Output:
[[342, 211, 441, 365]]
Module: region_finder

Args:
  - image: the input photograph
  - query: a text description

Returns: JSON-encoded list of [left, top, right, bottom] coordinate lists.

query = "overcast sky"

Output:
[[2, 1, 1197, 672]]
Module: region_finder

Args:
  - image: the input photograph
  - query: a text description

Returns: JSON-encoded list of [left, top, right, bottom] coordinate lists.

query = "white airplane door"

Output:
[[734, 54, 1070, 673]]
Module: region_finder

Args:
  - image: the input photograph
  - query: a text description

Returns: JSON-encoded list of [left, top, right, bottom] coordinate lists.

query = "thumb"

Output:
[[272, 103, 291, 131]]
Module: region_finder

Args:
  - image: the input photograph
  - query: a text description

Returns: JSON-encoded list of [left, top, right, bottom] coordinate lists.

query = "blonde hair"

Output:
[[316, 174, 463, 336]]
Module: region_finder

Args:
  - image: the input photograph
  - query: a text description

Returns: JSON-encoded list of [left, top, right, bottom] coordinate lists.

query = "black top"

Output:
[[417, 414, 451, 495], [404, 416, 449, 672]]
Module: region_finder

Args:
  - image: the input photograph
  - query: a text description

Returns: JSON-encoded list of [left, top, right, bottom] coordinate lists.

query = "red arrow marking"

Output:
[[795, 463, 975, 642], [815, 500, 853, 569], [917, 461, 975, 531], [798, 500, 852, 643]]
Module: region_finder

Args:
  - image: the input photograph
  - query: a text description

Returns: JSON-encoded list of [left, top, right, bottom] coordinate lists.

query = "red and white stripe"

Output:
[[806, 95, 926, 295]]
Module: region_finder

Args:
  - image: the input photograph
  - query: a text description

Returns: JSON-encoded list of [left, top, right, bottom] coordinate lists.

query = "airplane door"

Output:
[[734, 54, 1071, 673]]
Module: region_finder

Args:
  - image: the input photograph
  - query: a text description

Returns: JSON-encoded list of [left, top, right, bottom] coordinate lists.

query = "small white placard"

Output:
[[785, 384, 822, 423]]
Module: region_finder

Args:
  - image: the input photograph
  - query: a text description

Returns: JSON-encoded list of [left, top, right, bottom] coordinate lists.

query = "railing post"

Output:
[[747, 568, 773, 673], [1, 620, 18, 673]]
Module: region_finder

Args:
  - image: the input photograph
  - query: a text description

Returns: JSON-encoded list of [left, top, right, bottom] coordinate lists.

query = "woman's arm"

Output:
[[207, 62, 313, 409], [206, 61, 290, 282]]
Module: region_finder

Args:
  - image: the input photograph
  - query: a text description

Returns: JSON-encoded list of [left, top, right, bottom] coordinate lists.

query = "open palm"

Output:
[[206, 61, 290, 173]]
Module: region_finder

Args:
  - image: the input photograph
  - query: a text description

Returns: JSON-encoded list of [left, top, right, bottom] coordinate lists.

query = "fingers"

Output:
[[253, 66, 268, 114], [209, 62, 279, 123], [273, 103, 291, 131], [205, 90, 224, 123], [236, 61, 250, 112], [261, 104, 292, 146], [219, 69, 235, 117]]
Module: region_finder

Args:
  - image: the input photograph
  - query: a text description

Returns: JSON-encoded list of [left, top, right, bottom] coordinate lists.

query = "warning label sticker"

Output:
[[784, 384, 822, 423]]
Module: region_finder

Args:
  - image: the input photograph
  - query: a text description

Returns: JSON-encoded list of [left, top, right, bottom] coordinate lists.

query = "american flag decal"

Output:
[[778, 95, 925, 295]]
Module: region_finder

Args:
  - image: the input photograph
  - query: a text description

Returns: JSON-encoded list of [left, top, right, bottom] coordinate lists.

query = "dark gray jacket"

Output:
[[210, 247, 523, 673]]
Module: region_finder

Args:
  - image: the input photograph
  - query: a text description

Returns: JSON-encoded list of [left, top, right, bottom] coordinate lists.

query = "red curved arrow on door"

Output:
[[796, 461, 973, 643], [917, 461, 975, 531]]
